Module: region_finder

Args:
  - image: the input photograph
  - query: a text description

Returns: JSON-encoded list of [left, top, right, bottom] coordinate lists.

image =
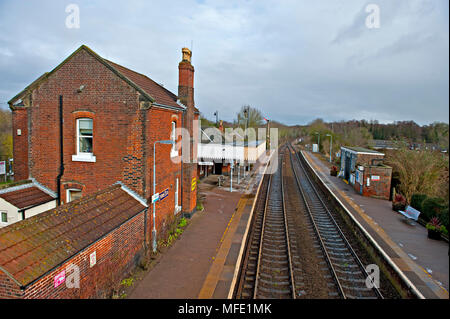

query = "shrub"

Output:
[[422, 197, 447, 223], [439, 207, 449, 230], [392, 193, 406, 212], [426, 217, 441, 229], [410, 194, 427, 212], [441, 225, 448, 236], [394, 194, 406, 203]]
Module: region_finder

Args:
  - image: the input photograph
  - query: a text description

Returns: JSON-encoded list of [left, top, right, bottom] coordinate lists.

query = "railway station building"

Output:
[[1, 45, 200, 298], [197, 125, 266, 177], [339, 146, 392, 200]]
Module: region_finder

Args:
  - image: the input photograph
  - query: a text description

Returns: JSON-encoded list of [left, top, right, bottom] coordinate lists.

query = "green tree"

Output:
[[0, 109, 12, 158]]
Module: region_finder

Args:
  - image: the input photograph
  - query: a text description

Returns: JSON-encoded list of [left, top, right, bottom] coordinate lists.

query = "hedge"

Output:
[[421, 197, 448, 224], [410, 194, 427, 212]]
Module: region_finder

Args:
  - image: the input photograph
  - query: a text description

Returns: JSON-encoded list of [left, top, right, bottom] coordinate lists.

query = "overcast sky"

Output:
[[0, 0, 448, 125]]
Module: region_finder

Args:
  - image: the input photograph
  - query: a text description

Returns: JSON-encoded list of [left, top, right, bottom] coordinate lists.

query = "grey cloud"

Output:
[[0, 0, 448, 126]]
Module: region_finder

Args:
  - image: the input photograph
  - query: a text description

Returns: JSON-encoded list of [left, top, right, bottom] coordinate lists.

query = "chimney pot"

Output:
[[182, 47, 192, 63]]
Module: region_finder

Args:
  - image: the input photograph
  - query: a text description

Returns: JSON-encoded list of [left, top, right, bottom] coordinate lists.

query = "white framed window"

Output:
[[67, 189, 82, 202], [72, 118, 96, 162], [174, 178, 181, 214], [171, 121, 178, 157], [1, 212, 8, 224]]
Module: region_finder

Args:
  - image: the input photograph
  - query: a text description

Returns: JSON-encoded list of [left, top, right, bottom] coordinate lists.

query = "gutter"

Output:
[[152, 102, 185, 113]]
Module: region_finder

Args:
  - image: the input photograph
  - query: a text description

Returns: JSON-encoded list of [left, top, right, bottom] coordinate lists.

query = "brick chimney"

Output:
[[179, 47, 198, 217], [178, 47, 194, 108]]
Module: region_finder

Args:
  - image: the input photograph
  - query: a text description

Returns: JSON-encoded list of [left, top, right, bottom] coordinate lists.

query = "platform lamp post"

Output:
[[230, 161, 234, 192], [326, 134, 333, 163], [152, 140, 175, 253], [214, 111, 218, 126], [243, 107, 249, 177]]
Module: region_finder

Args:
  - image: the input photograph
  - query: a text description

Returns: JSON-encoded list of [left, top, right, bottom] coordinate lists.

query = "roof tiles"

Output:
[[0, 184, 146, 287], [0, 186, 54, 210]]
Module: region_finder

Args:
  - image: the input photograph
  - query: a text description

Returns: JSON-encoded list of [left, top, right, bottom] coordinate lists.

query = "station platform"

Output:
[[128, 160, 267, 299], [302, 151, 449, 299]]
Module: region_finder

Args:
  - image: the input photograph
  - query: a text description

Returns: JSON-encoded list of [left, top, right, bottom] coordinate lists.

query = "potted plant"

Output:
[[330, 166, 338, 176], [426, 217, 443, 240], [392, 194, 406, 212]]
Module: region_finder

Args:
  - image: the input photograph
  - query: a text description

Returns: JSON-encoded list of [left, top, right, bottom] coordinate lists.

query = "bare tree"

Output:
[[235, 105, 264, 129], [385, 148, 448, 203]]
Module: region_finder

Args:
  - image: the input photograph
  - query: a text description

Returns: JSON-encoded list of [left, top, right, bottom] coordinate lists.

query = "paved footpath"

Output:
[[303, 151, 449, 299], [129, 163, 265, 299]]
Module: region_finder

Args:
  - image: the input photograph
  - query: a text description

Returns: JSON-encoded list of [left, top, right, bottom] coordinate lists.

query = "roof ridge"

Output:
[[104, 59, 178, 101]]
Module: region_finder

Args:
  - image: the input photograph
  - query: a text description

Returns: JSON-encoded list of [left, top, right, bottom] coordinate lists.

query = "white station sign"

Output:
[[152, 193, 160, 204]]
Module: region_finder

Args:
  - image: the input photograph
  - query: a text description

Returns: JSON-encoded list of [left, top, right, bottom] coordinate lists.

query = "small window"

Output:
[[1, 212, 7, 223], [171, 121, 177, 157], [78, 118, 93, 154], [67, 189, 82, 202]]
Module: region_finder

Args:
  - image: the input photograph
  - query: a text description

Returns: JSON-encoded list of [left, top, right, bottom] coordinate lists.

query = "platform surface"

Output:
[[303, 151, 449, 299], [129, 161, 265, 299]]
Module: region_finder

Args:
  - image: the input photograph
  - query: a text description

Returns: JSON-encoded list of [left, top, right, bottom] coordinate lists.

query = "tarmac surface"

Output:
[[302, 150, 449, 299]]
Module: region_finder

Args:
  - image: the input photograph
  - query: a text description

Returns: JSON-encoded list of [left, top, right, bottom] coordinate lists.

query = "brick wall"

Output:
[[11, 107, 29, 181], [145, 108, 183, 239], [354, 165, 392, 200], [0, 272, 24, 299], [25, 49, 144, 198]]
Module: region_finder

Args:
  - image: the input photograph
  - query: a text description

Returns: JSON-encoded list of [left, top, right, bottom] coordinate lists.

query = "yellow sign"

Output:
[[191, 177, 197, 191]]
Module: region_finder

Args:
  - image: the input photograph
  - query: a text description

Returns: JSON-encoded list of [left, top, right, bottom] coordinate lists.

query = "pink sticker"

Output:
[[54, 270, 66, 288]]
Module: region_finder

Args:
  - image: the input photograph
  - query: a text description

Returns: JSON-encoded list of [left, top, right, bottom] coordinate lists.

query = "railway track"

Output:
[[288, 143, 383, 299], [235, 144, 383, 299], [236, 147, 295, 298]]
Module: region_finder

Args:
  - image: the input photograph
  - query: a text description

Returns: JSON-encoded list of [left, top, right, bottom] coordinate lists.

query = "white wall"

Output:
[[25, 200, 56, 219], [0, 199, 56, 228], [0, 198, 19, 227]]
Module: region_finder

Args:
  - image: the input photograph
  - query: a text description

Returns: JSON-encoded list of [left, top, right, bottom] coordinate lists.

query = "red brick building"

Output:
[[9, 45, 199, 228], [339, 146, 392, 200], [0, 183, 147, 298], [1, 45, 201, 298]]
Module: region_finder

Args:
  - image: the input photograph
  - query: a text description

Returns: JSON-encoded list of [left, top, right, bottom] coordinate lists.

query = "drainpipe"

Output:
[[180, 109, 185, 216], [56, 95, 64, 206]]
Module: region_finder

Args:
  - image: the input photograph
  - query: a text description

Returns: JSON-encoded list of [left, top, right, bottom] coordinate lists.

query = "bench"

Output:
[[398, 206, 421, 224]]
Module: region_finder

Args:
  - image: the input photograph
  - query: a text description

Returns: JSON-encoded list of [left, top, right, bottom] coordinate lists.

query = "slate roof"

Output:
[[105, 59, 183, 110], [0, 184, 146, 287], [0, 185, 54, 210]]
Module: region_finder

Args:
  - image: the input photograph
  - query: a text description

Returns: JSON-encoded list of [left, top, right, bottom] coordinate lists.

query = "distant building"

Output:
[[368, 139, 403, 150], [198, 126, 266, 176], [340, 146, 392, 200]]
